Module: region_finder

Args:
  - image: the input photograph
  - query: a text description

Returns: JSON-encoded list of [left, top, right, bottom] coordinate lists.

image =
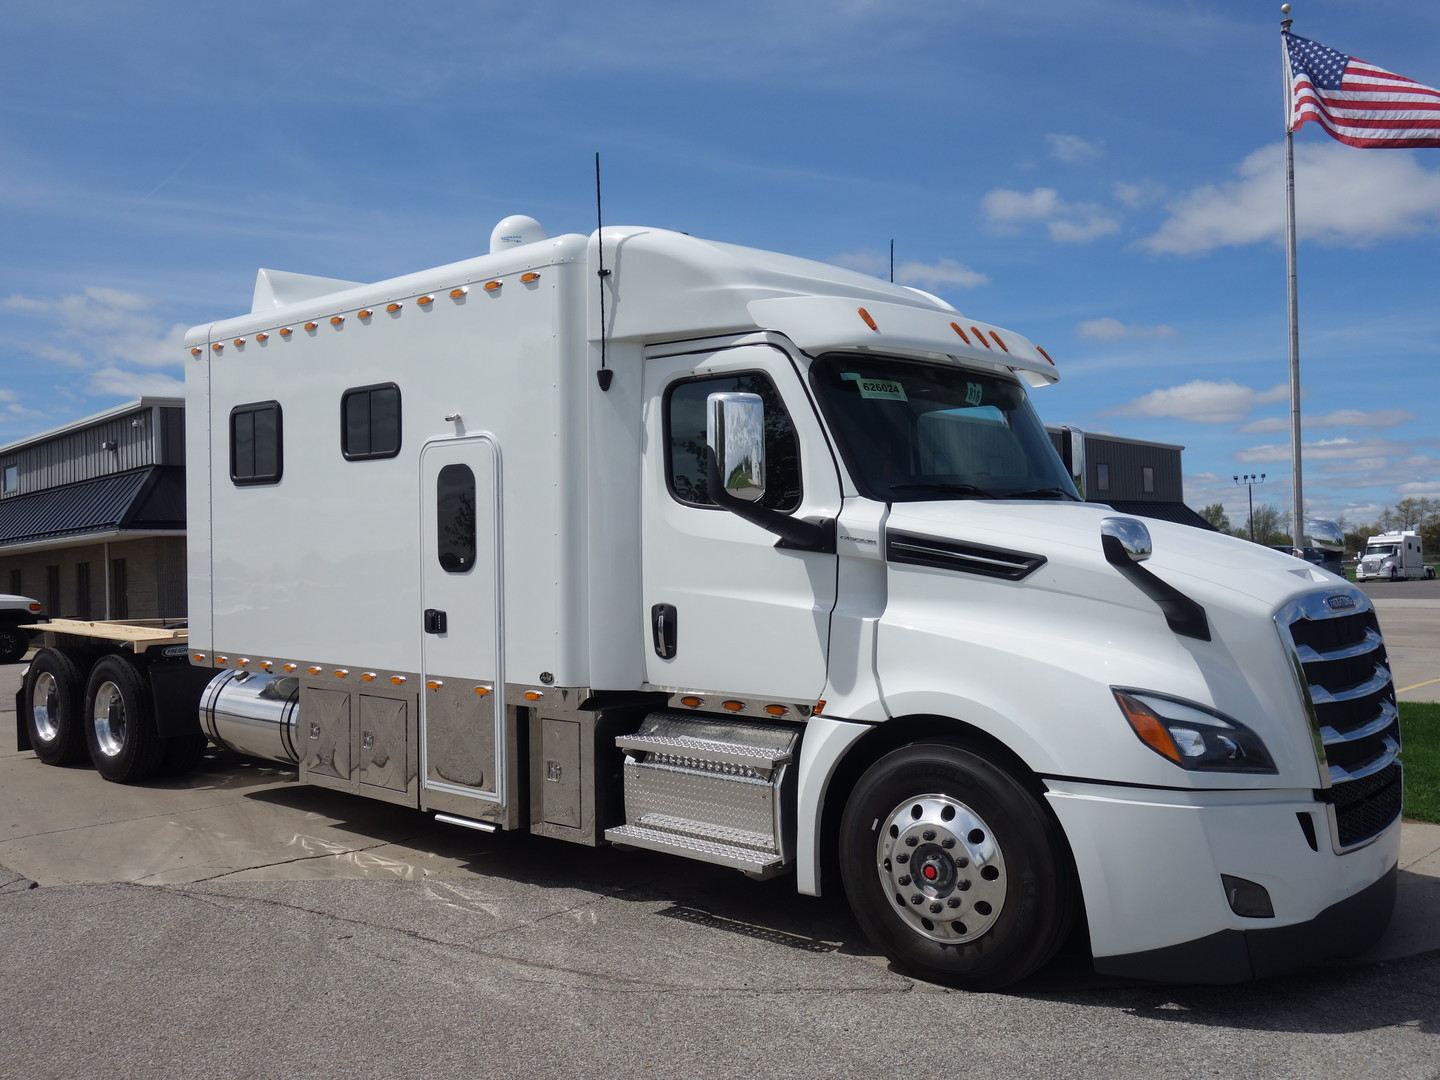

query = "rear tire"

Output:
[[84, 655, 164, 783], [160, 732, 210, 776], [839, 742, 1077, 990], [23, 649, 88, 765]]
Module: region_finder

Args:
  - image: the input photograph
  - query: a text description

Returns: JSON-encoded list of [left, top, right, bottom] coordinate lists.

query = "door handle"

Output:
[[424, 608, 448, 635], [651, 603, 677, 659]]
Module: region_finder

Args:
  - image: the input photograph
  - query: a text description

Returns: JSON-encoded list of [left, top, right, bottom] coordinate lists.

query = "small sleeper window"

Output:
[[342, 383, 402, 460], [230, 401, 283, 485]]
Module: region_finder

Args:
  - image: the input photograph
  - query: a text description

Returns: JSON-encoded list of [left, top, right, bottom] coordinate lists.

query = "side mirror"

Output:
[[706, 392, 767, 505], [1304, 518, 1345, 553]]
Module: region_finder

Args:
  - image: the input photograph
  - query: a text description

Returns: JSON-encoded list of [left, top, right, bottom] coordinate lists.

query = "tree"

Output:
[[1198, 503, 1231, 532], [1248, 504, 1289, 546]]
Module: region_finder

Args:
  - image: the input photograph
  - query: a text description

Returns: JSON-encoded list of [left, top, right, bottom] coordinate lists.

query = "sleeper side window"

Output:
[[342, 383, 402, 460], [230, 401, 283, 485], [664, 371, 802, 512]]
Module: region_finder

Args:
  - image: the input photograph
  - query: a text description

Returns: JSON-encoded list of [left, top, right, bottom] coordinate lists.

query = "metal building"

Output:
[[0, 398, 187, 620], [1047, 427, 1213, 530]]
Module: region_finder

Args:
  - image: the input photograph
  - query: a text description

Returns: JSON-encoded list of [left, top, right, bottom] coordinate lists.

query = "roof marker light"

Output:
[[304, 322, 318, 331], [279, 327, 293, 337], [1035, 345, 1055, 365], [190, 347, 202, 356], [211, 343, 223, 353], [949, 322, 971, 344], [386, 303, 402, 313], [989, 331, 1009, 352], [857, 307, 878, 331], [450, 287, 468, 298], [255, 333, 269, 342], [330, 316, 343, 326], [233, 339, 246, 347], [357, 309, 372, 319], [483, 281, 501, 292], [417, 295, 434, 306], [520, 272, 540, 283], [971, 326, 991, 348]]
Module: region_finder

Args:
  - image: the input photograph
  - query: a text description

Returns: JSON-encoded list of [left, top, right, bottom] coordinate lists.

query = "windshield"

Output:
[[1365, 544, 1399, 557], [809, 354, 1078, 503]]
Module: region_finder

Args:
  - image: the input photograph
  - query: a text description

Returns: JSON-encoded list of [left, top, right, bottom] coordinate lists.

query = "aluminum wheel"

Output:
[[92, 680, 128, 758], [32, 670, 61, 743], [876, 793, 1007, 944]]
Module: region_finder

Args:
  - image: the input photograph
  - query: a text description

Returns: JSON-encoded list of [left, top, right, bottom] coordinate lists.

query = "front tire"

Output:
[[85, 655, 164, 783], [23, 649, 88, 765], [839, 742, 1077, 990], [0, 624, 29, 664]]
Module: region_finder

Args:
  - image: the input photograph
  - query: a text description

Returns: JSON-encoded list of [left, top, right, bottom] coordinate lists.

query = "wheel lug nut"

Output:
[[922, 829, 936, 841], [929, 903, 943, 914], [956, 857, 969, 868], [941, 838, 955, 849], [897, 874, 911, 886], [896, 853, 909, 864], [959, 880, 971, 891], [910, 894, 923, 905], [947, 898, 961, 908], [904, 836, 918, 847]]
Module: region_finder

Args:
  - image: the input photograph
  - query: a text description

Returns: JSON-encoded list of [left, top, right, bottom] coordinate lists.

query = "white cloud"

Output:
[[1141, 142, 1440, 255], [1237, 408, 1416, 434], [1236, 436, 1401, 464], [3, 286, 188, 371], [87, 367, 184, 398], [982, 186, 1120, 245], [1106, 379, 1289, 424], [829, 252, 988, 290], [1075, 317, 1178, 341], [1047, 133, 1103, 164], [1113, 179, 1165, 209]]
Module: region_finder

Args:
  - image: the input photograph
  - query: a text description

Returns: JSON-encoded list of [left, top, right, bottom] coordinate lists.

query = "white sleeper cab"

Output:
[[17, 217, 1401, 989]]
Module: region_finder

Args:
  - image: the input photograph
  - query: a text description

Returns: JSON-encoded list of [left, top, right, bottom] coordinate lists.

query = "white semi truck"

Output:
[[1357, 530, 1434, 582], [16, 217, 1402, 988]]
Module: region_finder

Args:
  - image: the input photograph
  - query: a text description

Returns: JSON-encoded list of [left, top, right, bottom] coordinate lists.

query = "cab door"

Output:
[[641, 343, 840, 703]]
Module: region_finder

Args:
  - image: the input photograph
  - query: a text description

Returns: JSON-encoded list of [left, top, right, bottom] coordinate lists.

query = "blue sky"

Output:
[[2, 0, 1438, 530]]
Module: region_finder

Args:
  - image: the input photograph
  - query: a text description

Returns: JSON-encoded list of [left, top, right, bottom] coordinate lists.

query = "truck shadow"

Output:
[[165, 756, 1437, 1038]]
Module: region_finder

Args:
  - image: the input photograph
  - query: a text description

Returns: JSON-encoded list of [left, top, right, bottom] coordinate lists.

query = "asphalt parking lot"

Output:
[[3, 597, 1439, 1078]]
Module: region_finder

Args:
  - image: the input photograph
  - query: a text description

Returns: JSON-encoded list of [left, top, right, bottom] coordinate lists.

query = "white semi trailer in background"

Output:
[[16, 217, 1402, 988], [1357, 530, 1433, 582]]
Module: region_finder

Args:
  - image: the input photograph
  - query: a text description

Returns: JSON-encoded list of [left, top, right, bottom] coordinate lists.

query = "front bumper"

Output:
[[1046, 779, 1401, 983]]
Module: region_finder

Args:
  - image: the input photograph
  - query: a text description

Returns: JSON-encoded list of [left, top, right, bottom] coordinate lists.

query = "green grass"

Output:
[[1401, 701, 1440, 824]]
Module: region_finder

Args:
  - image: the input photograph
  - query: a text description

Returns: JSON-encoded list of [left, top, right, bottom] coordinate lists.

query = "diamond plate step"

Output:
[[605, 823, 787, 879]]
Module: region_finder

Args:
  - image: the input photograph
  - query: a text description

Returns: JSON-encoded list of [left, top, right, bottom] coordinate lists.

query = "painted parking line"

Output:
[[1398, 677, 1440, 693]]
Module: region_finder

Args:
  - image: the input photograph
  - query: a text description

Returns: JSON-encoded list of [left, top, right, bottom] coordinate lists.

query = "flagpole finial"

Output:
[[1281, 3, 1292, 31]]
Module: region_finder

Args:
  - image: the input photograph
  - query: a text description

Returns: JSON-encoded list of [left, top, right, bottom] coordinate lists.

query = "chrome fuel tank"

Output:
[[200, 669, 299, 764]]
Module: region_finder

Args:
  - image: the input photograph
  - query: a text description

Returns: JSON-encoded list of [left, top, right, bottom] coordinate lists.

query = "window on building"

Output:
[[664, 372, 802, 512], [1096, 462, 1111, 492], [436, 464, 476, 573], [110, 558, 129, 620], [46, 565, 61, 617], [342, 383, 402, 460], [1142, 466, 1155, 494], [2, 463, 17, 494], [230, 401, 283, 485], [8, 569, 20, 596], [75, 563, 92, 620]]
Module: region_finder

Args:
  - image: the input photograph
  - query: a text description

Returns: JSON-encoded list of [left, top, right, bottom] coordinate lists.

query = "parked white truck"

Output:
[[16, 217, 1402, 988], [1357, 530, 1434, 582]]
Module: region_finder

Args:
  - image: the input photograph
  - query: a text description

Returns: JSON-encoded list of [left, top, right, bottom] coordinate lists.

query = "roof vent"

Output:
[[489, 215, 548, 254]]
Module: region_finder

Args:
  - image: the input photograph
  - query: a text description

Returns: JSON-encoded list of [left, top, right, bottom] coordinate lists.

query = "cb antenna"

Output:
[[595, 152, 613, 392], [890, 239, 894, 283]]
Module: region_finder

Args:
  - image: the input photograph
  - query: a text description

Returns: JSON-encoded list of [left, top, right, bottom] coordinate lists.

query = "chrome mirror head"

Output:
[[707, 392, 766, 504], [1101, 517, 1153, 563]]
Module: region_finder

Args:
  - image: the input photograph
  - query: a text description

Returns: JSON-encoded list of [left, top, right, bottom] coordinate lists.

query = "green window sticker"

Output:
[[965, 382, 983, 406], [849, 376, 908, 401]]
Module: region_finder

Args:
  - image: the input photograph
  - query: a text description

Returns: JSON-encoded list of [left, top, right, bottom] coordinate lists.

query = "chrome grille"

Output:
[[1277, 591, 1402, 851]]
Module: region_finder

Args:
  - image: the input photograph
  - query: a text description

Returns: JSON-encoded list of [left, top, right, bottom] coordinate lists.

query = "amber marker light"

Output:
[[260, 661, 273, 671], [330, 316, 344, 326], [989, 331, 1009, 352], [211, 343, 223, 352], [950, 323, 971, 344], [304, 322, 318, 331], [256, 333, 269, 343], [216, 656, 228, 664], [971, 327, 990, 348], [190, 347, 202, 356], [236, 658, 250, 667], [680, 696, 704, 708], [520, 272, 540, 283], [483, 280, 501, 292], [450, 288, 468, 298], [417, 295, 434, 306], [192, 653, 207, 663], [524, 690, 544, 701], [360, 672, 377, 682], [814, 700, 826, 716], [473, 685, 492, 696], [722, 700, 745, 712], [386, 303, 402, 313], [1114, 692, 1182, 765], [333, 669, 349, 678], [1036, 345, 1055, 365], [390, 676, 407, 686], [857, 307, 878, 331], [765, 705, 789, 717], [283, 663, 298, 672], [233, 339, 245, 347], [308, 666, 323, 675], [357, 309, 372, 319], [426, 679, 443, 691], [279, 327, 294, 337]]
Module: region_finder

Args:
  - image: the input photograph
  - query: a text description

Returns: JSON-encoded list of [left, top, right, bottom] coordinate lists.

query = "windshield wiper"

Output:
[[886, 482, 999, 500], [1002, 487, 1079, 501]]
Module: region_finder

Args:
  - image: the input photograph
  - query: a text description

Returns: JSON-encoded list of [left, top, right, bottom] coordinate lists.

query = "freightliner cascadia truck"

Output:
[[17, 216, 1402, 989]]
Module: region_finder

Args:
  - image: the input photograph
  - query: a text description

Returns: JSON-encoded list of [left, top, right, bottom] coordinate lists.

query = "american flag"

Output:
[[1284, 32, 1440, 149]]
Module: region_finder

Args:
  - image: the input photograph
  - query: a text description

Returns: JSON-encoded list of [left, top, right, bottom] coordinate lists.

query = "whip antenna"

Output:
[[595, 152, 613, 392]]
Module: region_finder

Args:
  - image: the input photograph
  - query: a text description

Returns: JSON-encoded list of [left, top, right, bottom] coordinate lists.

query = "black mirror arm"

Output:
[[705, 450, 835, 553]]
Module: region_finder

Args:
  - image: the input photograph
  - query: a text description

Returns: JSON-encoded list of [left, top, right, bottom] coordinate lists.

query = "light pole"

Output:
[[1233, 473, 1267, 541]]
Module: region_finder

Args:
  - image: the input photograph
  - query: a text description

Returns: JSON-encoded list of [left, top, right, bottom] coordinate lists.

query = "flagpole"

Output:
[[1280, 4, 1305, 550]]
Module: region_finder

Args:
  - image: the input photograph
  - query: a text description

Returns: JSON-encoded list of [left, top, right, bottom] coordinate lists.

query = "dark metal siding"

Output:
[[0, 404, 171, 498], [0, 467, 185, 547], [1087, 436, 1183, 502]]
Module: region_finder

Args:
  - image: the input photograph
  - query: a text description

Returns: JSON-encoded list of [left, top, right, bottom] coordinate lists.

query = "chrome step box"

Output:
[[604, 712, 798, 879]]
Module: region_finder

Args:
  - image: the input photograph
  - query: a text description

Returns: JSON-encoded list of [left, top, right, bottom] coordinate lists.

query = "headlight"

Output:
[[1113, 689, 1277, 774]]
